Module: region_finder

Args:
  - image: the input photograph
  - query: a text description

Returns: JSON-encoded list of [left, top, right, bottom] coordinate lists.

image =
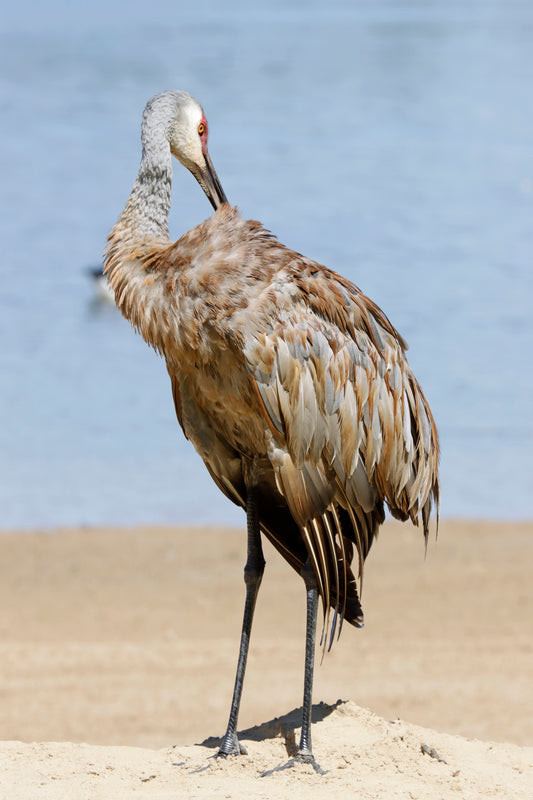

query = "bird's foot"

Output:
[[217, 731, 248, 758], [260, 753, 326, 777], [187, 734, 247, 774]]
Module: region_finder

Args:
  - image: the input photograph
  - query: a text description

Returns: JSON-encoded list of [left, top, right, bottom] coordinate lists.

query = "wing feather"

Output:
[[243, 268, 439, 641]]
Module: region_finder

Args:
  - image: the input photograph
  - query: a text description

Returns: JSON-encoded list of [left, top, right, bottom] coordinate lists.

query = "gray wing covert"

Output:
[[244, 285, 439, 642]]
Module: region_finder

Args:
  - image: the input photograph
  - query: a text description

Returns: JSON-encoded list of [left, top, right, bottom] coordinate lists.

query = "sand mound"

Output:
[[1, 702, 531, 799]]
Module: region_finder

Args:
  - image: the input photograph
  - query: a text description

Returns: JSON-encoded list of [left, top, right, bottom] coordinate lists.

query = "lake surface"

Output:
[[1, 0, 532, 529]]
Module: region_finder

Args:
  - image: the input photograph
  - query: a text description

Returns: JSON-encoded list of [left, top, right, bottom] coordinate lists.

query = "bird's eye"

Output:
[[198, 122, 206, 136]]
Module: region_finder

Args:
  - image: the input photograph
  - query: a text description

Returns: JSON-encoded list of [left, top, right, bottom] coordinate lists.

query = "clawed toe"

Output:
[[188, 737, 248, 774], [217, 732, 248, 757], [260, 753, 326, 777]]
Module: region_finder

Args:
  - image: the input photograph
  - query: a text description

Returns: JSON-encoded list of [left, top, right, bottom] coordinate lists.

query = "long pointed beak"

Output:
[[201, 151, 228, 210]]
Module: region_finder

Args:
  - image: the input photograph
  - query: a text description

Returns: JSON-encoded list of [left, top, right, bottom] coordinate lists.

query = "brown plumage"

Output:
[[105, 90, 439, 767]]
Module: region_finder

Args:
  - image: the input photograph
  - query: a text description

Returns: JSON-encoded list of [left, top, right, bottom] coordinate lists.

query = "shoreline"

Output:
[[0, 519, 531, 749], [1, 519, 531, 797]]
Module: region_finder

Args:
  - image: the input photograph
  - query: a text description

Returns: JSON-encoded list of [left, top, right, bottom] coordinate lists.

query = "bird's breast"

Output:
[[169, 346, 271, 464]]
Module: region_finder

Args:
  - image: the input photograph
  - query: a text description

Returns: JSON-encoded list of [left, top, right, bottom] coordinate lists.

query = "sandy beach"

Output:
[[0, 519, 531, 798]]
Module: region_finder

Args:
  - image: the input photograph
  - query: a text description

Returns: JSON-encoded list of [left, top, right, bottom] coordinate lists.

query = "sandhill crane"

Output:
[[105, 90, 439, 771]]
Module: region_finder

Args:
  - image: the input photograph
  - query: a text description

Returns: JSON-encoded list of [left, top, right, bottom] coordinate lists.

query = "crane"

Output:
[[105, 90, 439, 771]]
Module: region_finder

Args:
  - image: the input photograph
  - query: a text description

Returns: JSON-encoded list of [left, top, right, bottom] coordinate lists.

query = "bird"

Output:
[[87, 265, 115, 303], [104, 90, 439, 771]]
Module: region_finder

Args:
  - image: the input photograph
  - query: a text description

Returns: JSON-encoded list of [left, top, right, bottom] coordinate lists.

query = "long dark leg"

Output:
[[218, 487, 265, 756], [297, 557, 319, 761], [260, 557, 326, 776]]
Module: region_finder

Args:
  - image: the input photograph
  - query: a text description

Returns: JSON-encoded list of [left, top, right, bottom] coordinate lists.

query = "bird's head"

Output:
[[142, 90, 228, 211]]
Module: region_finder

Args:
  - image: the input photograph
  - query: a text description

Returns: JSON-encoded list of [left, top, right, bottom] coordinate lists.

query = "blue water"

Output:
[[1, 0, 532, 529]]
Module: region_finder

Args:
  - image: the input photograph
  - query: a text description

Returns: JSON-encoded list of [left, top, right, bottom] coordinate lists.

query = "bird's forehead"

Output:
[[181, 99, 204, 126]]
